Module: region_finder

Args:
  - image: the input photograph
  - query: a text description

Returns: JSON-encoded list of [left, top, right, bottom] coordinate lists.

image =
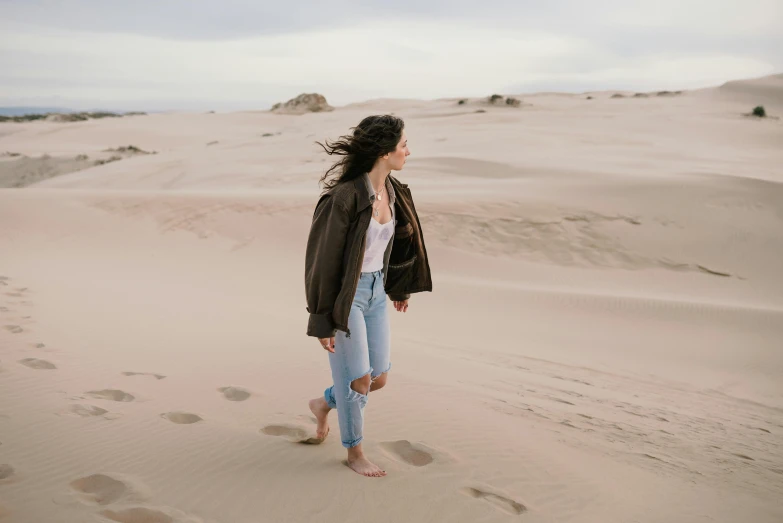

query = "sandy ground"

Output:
[[1, 75, 782, 523]]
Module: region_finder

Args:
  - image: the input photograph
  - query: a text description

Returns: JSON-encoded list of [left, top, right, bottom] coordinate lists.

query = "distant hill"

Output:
[[0, 107, 73, 116], [0, 106, 144, 117], [718, 74, 783, 109]]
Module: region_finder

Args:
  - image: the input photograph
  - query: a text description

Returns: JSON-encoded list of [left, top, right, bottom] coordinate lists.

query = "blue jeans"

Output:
[[324, 270, 391, 448]]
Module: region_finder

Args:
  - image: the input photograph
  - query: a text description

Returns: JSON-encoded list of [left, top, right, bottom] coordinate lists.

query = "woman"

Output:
[[304, 115, 432, 477]]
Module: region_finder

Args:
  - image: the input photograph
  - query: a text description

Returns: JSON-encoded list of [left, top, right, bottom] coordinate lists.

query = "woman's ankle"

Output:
[[347, 443, 365, 459]]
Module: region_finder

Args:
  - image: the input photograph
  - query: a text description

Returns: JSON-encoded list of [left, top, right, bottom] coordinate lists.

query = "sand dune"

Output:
[[1, 75, 782, 522], [717, 74, 783, 109]]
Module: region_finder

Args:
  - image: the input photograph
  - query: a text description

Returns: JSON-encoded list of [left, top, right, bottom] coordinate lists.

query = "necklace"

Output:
[[373, 184, 385, 217]]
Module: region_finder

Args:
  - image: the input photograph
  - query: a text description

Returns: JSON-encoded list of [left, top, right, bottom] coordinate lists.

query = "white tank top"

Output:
[[361, 217, 394, 272]]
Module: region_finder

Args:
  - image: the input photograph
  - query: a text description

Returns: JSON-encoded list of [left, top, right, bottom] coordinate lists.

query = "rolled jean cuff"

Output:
[[324, 386, 337, 409], [342, 435, 363, 448]]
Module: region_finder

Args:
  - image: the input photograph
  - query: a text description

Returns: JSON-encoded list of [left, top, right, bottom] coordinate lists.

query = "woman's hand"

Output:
[[318, 337, 335, 353], [392, 299, 409, 313]]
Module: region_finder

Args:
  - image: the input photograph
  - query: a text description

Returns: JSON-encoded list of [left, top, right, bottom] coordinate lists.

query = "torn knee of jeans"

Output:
[[371, 362, 392, 380], [348, 367, 373, 385], [347, 368, 372, 397], [346, 388, 369, 408]]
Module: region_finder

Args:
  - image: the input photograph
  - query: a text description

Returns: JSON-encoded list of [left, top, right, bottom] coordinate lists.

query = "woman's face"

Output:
[[385, 132, 409, 171]]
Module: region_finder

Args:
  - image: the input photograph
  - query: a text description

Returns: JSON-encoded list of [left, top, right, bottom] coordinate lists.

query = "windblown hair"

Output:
[[316, 114, 405, 191]]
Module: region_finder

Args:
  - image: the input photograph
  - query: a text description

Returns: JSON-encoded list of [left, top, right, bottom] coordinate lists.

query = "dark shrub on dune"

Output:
[[103, 145, 156, 155], [94, 155, 122, 166], [486, 94, 521, 107]]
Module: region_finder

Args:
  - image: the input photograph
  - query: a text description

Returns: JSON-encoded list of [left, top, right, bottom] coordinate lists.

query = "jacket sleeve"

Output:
[[304, 194, 350, 338], [388, 291, 410, 302]]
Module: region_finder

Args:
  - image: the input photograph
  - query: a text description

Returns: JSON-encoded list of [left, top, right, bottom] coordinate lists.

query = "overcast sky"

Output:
[[1, 0, 780, 111]]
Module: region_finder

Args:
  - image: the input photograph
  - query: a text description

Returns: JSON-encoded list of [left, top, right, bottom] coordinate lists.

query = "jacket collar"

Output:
[[355, 172, 396, 211]]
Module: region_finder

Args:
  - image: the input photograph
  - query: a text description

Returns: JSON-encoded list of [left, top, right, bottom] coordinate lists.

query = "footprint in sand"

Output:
[[65, 473, 151, 507], [461, 487, 527, 516], [18, 358, 56, 370], [261, 424, 325, 444], [85, 389, 135, 402], [122, 371, 166, 380], [0, 464, 15, 482], [161, 412, 203, 424], [100, 508, 173, 523], [218, 386, 251, 401], [379, 440, 435, 467], [3, 325, 22, 334], [70, 473, 127, 505], [70, 404, 109, 417]]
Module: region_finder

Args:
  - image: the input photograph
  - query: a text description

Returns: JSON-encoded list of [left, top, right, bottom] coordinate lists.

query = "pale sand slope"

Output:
[[0, 75, 782, 523]]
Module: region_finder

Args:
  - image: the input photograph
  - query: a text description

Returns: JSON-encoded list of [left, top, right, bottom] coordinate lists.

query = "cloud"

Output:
[[0, 0, 779, 110], [0, 0, 352, 40], [3, 0, 780, 40]]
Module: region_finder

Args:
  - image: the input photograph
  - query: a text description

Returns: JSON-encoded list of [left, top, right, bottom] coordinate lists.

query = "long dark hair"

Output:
[[316, 114, 405, 191]]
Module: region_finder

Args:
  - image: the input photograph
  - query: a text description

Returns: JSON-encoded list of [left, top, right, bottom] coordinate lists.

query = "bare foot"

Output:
[[308, 397, 331, 440], [347, 445, 386, 477], [347, 455, 387, 477]]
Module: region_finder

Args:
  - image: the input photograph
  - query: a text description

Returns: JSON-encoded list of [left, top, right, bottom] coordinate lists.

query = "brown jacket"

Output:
[[305, 173, 432, 339]]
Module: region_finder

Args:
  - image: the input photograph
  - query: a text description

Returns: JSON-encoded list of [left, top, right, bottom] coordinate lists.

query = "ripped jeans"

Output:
[[324, 270, 391, 448]]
